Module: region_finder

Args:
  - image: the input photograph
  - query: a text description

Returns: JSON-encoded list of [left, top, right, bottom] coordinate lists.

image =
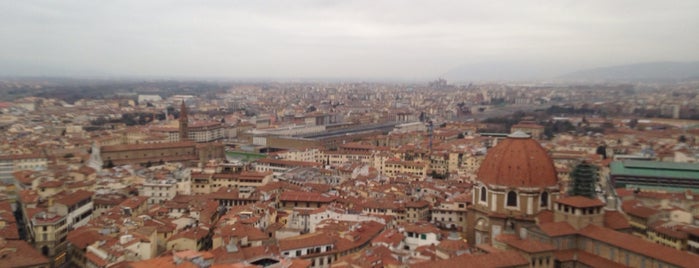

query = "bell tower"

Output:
[[179, 100, 189, 141]]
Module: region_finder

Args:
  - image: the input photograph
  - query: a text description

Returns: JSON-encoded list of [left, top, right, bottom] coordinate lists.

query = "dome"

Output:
[[477, 132, 558, 188]]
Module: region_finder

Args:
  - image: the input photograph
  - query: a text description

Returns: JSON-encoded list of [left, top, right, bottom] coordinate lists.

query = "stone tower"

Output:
[[179, 100, 189, 142], [87, 142, 103, 171]]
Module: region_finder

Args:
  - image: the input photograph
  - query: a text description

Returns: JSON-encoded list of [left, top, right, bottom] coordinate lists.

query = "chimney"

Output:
[[605, 195, 617, 211]]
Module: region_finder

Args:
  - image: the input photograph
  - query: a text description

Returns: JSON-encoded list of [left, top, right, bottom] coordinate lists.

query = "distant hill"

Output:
[[558, 61, 699, 82], [442, 61, 566, 82]]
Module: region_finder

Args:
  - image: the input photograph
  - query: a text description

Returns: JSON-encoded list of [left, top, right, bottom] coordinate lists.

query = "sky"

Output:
[[1, 0, 698, 80]]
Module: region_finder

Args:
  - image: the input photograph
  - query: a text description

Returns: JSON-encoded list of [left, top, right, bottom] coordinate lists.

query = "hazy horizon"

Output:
[[2, 1, 698, 80]]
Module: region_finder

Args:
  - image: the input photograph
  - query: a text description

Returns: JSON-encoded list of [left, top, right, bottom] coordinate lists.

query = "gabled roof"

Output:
[[579, 225, 699, 268]]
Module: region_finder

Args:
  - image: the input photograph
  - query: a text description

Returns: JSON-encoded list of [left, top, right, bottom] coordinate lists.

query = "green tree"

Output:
[[568, 161, 599, 198]]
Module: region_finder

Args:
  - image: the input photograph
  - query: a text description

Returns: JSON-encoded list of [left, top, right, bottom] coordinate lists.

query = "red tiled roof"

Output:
[[477, 135, 557, 188], [0, 222, 20, 240], [86, 250, 110, 267], [0, 240, 50, 267], [54, 189, 93, 207], [622, 200, 660, 219], [554, 250, 627, 268], [538, 222, 577, 237], [603, 210, 630, 230], [371, 229, 404, 247], [119, 196, 149, 210], [278, 232, 334, 251], [414, 250, 528, 268], [496, 234, 555, 253], [403, 222, 441, 235], [536, 210, 554, 224], [555, 196, 604, 208], [579, 225, 699, 267], [67, 227, 108, 249]]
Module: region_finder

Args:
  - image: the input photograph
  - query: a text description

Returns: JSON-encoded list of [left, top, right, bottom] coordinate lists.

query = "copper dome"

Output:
[[477, 132, 558, 188]]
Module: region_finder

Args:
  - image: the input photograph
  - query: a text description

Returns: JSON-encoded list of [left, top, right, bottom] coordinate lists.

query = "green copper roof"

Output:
[[610, 160, 699, 179]]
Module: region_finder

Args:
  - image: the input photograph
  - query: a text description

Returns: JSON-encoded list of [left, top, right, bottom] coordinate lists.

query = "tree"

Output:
[[568, 161, 599, 198]]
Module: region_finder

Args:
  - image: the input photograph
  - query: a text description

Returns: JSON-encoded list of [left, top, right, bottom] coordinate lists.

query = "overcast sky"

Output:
[[1, 0, 698, 80]]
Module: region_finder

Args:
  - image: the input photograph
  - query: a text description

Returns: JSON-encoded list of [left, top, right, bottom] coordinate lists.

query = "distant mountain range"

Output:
[[443, 61, 699, 82], [558, 61, 699, 82]]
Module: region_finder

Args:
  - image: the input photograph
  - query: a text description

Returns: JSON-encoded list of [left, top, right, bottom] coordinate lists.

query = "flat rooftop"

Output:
[[610, 160, 699, 179]]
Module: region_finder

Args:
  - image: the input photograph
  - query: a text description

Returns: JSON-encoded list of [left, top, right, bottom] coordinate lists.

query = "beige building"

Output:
[[140, 179, 177, 204], [30, 211, 68, 266]]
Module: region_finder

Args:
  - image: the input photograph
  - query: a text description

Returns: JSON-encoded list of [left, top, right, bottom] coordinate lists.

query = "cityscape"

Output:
[[2, 1, 699, 268]]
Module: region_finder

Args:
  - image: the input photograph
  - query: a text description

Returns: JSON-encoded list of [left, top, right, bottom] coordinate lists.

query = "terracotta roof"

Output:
[[86, 250, 110, 267], [54, 189, 93, 207], [650, 221, 689, 240], [278, 232, 334, 251], [496, 234, 555, 253], [555, 196, 604, 208], [477, 135, 558, 188], [622, 200, 660, 219], [169, 226, 209, 242], [554, 250, 627, 268], [403, 222, 440, 235], [0, 240, 50, 267], [414, 250, 528, 268], [536, 210, 554, 224], [371, 229, 405, 247], [0, 222, 19, 240], [67, 227, 108, 249], [603, 210, 630, 230], [538, 222, 577, 237], [579, 225, 699, 267], [333, 245, 399, 268], [119, 196, 149, 210], [437, 237, 470, 252]]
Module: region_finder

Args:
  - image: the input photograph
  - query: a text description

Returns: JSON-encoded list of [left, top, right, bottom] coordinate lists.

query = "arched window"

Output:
[[480, 187, 487, 202], [540, 192, 549, 207], [506, 191, 518, 207]]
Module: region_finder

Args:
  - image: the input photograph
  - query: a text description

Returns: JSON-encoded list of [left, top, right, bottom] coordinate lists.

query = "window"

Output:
[[480, 187, 487, 202], [506, 191, 518, 207], [420, 234, 427, 240], [541, 192, 549, 207]]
